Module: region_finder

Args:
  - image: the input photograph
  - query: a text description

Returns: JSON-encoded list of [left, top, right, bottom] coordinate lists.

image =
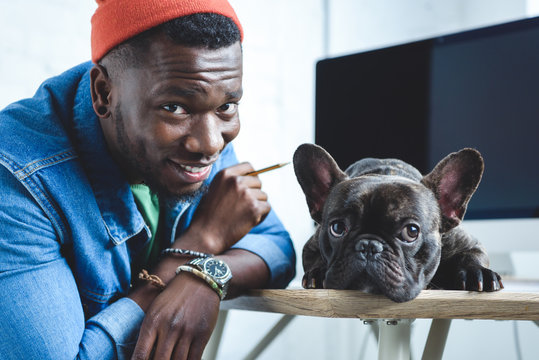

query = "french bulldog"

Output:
[[293, 143, 503, 302]]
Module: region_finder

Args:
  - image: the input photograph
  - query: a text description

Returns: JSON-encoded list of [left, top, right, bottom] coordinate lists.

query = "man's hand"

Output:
[[129, 250, 270, 360], [181, 162, 271, 254], [131, 274, 220, 360]]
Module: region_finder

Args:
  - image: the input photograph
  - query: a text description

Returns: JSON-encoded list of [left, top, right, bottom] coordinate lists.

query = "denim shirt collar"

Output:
[[70, 64, 146, 245]]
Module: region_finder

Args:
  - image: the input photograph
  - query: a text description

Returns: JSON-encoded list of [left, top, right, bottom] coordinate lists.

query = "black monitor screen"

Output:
[[315, 17, 539, 219]]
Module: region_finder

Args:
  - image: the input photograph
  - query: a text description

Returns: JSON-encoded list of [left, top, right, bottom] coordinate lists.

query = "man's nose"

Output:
[[183, 114, 225, 157]]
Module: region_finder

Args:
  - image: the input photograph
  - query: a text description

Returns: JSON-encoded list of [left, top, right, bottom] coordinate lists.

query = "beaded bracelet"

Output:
[[138, 269, 166, 291], [176, 265, 224, 300], [161, 248, 212, 258]]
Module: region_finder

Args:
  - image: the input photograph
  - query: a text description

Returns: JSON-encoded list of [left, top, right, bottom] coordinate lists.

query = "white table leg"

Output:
[[422, 319, 451, 360], [378, 319, 413, 360], [243, 315, 295, 360]]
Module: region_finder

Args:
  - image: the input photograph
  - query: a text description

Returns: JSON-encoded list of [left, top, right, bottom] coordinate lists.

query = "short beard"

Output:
[[157, 182, 210, 205]]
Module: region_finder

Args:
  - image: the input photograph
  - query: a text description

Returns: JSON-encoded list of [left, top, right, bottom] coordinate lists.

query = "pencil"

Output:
[[245, 162, 290, 176]]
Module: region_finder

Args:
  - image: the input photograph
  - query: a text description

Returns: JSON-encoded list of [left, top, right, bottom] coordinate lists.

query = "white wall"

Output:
[[1, 1, 538, 359], [0, 1, 95, 108], [327, 0, 527, 56]]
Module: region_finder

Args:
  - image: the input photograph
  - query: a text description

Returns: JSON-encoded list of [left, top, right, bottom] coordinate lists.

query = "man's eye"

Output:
[[217, 103, 238, 114], [162, 104, 188, 115]]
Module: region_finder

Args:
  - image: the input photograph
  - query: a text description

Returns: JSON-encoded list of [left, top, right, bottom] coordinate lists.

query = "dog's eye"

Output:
[[400, 224, 420, 242], [329, 220, 347, 237]]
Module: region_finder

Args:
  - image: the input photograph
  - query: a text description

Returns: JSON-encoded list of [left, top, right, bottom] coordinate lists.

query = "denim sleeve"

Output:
[[0, 165, 143, 360]]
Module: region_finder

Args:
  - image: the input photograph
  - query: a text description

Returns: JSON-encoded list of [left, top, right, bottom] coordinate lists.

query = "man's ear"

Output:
[[422, 148, 484, 232], [293, 143, 348, 224], [90, 65, 112, 118]]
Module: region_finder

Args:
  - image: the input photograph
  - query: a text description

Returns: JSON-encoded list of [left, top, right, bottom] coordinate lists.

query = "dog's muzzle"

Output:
[[355, 238, 384, 260]]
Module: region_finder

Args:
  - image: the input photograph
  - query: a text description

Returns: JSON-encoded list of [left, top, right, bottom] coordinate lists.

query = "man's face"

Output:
[[100, 34, 243, 198]]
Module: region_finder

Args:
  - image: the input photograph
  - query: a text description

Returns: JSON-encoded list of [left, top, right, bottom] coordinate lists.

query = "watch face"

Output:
[[203, 259, 230, 280]]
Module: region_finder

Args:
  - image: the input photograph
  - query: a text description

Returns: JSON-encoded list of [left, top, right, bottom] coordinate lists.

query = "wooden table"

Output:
[[204, 282, 539, 360]]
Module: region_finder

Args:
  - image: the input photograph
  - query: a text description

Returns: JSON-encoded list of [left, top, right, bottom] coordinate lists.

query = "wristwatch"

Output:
[[186, 257, 233, 298]]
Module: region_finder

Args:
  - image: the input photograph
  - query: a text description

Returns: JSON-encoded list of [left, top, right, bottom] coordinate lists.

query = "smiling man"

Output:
[[0, 1, 295, 359]]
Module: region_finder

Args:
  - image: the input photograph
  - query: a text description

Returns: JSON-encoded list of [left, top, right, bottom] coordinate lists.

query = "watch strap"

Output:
[[176, 265, 225, 300], [187, 257, 206, 267]]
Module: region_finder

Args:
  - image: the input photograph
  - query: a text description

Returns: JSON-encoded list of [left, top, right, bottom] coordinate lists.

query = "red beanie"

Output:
[[91, 0, 243, 63]]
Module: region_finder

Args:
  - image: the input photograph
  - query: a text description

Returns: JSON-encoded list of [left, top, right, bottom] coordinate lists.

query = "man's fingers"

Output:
[[220, 162, 255, 177], [247, 188, 270, 222], [131, 325, 157, 360], [250, 188, 268, 201], [171, 336, 193, 360], [241, 173, 262, 189], [151, 331, 177, 360], [186, 339, 207, 360]]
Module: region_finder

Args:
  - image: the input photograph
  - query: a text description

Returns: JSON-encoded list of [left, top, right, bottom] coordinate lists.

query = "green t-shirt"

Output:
[[130, 184, 162, 278]]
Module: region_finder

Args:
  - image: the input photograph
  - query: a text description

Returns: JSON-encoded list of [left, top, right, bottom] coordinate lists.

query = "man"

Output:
[[0, 1, 296, 359]]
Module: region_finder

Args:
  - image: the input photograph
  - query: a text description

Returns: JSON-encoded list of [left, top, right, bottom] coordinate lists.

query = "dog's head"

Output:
[[293, 143, 483, 302]]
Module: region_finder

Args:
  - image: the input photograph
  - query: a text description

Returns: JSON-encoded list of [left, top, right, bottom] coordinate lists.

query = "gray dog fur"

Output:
[[293, 143, 502, 302]]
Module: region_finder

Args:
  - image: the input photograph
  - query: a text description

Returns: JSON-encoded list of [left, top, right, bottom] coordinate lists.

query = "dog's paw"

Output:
[[302, 267, 326, 289], [455, 265, 504, 292]]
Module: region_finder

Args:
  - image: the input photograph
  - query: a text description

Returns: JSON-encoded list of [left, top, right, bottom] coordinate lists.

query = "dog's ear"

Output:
[[422, 148, 484, 232], [293, 143, 348, 223]]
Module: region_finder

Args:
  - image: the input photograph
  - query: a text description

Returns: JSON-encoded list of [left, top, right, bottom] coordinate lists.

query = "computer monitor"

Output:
[[315, 16, 539, 219]]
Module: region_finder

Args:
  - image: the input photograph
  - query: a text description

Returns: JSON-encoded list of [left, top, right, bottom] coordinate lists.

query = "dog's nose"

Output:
[[355, 239, 384, 258]]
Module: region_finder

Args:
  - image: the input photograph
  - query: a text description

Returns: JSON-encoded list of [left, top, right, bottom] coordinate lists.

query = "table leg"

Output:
[[243, 315, 296, 360], [422, 319, 451, 360], [377, 319, 412, 360]]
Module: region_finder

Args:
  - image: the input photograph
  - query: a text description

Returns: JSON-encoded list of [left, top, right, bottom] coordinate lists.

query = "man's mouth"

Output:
[[167, 160, 213, 183], [179, 164, 210, 173]]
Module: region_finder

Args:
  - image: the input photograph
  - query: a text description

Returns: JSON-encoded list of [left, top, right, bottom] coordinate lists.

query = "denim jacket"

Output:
[[0, 62, 296, 359]]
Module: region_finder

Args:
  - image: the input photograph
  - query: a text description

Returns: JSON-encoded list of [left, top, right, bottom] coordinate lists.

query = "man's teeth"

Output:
[[180, 164, 208, 173]]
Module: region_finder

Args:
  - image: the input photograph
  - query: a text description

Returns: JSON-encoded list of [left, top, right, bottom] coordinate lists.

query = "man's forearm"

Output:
[[216, 248, 270, 298], [128, 244, 269, 312]]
